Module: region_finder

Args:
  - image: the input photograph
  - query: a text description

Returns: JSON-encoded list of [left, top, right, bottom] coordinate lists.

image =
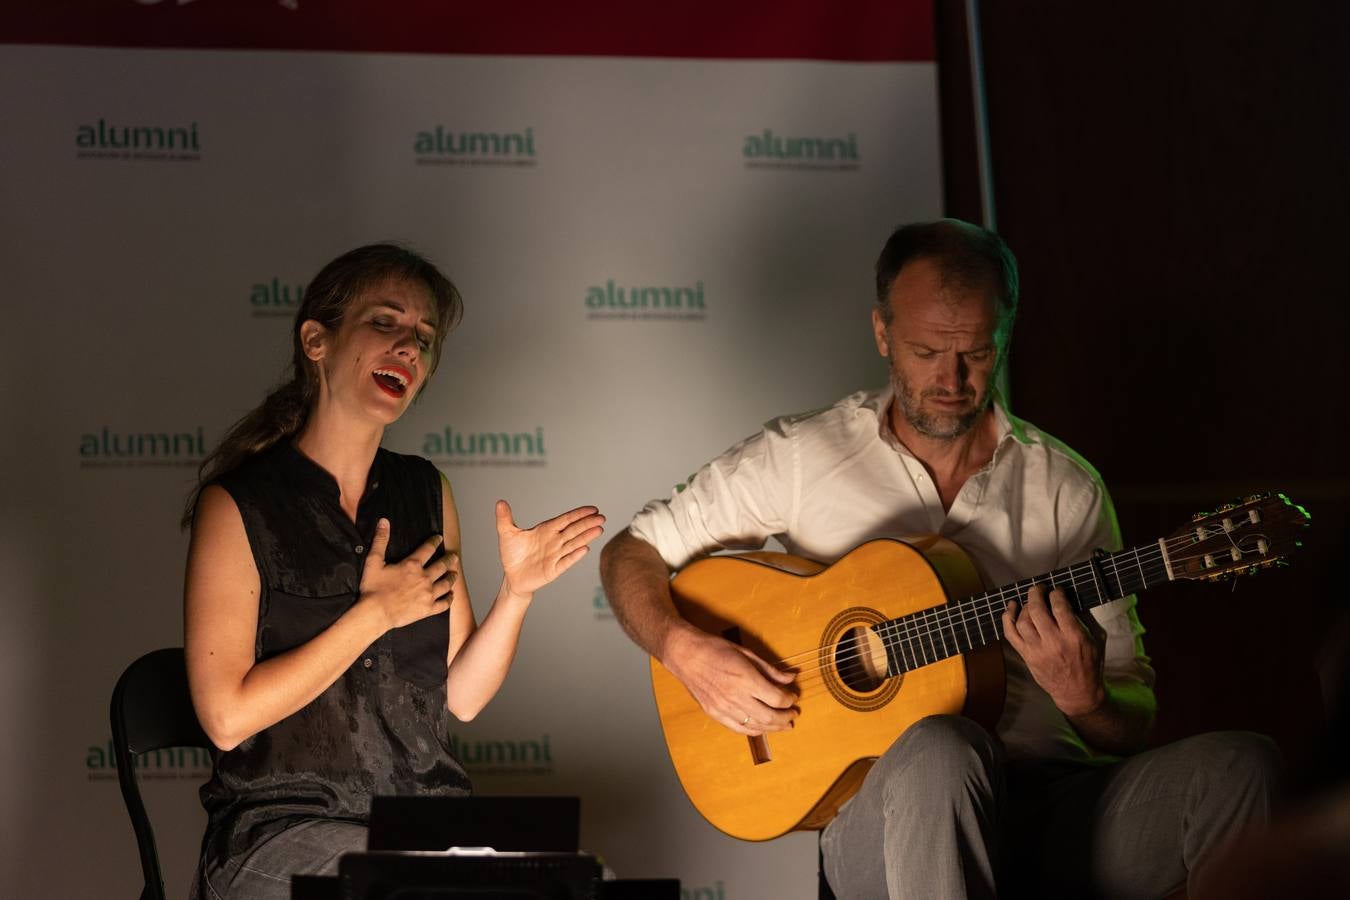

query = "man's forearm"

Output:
[[599, 528, 687, 661], [1066, 678, 1156, 756]]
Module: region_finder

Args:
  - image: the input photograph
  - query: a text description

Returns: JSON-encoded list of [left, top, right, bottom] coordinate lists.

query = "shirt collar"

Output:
[[866, 383, 1018, 455], [279, 442, 384, 501]]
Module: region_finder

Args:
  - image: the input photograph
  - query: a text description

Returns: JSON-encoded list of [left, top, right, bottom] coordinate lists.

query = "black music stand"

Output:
[[340, 850, 601, 900], [337, 795, 679, 899], [367, 795, 580, 852], [292, 874, 342, 900]]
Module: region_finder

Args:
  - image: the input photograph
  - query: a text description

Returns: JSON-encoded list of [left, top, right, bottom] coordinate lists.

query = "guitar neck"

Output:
[[877, 541, 1172, 676]]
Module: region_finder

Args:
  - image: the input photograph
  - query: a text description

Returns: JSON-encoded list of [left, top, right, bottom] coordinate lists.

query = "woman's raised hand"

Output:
[[358, 517, 456, 630], [495, 500, 605, 598]]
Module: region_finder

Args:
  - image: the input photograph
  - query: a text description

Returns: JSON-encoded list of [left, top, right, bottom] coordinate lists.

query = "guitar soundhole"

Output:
[[836, 626, 888, 693], [821, 607, 901, 712]]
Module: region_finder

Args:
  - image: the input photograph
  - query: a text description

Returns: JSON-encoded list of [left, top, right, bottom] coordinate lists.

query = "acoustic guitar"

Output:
[[651, 493, 1310, 841]]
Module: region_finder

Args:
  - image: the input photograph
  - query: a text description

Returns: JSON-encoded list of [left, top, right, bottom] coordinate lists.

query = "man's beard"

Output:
[[891, 363, 990, 440]]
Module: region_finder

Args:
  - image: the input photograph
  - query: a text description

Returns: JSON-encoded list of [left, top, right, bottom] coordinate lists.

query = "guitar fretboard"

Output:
[[876, 542, 1172, 676]]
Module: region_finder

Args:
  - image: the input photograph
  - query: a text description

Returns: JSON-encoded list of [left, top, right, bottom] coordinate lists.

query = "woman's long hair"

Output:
[[182, 243, 463, 528]]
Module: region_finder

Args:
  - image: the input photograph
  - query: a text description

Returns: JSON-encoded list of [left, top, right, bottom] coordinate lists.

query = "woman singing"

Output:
[[182, 244, 604, 899]]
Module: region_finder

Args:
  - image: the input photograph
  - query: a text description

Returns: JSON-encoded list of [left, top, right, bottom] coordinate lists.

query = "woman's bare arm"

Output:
[[184, 485, 450, 750]]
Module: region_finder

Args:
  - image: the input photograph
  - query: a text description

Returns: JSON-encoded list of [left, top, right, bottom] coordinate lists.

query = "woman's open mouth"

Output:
[[372, 366, 412, 398]]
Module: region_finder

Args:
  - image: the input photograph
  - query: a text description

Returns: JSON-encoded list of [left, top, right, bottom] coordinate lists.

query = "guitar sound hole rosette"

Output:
[[820, 607, 902, 712]]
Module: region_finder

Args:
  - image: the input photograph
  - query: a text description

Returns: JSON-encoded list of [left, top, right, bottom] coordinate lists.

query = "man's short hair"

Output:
[[874, 219, 1019, 353]]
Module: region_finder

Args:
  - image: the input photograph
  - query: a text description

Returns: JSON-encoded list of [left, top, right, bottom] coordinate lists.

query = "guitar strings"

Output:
[[747, 530, 1275, 711], [743, 530, 1261, 697], [785, 545, 1187, 688], [764, 542, 1167, 676], [779, 547, 1160, 707], [773, 527, 1251, 677], [777, 545, 1236, 701]]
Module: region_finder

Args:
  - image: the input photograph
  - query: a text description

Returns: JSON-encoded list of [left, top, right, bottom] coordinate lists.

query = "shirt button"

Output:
[[354, 544, 365, 554], [363, 658, 373, 669]]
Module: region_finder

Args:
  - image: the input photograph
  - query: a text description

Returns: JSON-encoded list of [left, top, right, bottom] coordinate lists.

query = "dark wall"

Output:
[[942, 2, 1349, 765]]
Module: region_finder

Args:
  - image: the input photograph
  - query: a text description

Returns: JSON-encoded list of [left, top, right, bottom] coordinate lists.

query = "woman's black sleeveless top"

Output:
[[198, 443, 471, 868]]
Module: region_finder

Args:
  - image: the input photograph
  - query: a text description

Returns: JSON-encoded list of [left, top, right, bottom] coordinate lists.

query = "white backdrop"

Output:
[[0, 38, 940, 899]]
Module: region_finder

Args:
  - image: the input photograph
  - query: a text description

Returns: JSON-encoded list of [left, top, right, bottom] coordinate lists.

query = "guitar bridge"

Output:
[[723, 625, 774, 766], [748, 734, 771, 765]]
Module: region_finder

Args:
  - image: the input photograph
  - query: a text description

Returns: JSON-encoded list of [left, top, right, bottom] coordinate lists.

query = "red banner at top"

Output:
[[2, 0, 935, 62]]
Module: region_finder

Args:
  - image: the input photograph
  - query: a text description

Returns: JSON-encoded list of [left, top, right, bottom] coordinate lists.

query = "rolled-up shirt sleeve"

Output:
[[629, 418, 798, 571]]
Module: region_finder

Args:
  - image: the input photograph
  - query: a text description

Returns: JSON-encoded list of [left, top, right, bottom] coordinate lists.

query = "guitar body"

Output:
[[652, 537, 1005, 841], [650, 493, 1309, 841]]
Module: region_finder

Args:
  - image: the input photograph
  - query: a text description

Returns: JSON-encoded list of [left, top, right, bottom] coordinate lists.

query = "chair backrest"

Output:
[[110, 647, 212, 900]]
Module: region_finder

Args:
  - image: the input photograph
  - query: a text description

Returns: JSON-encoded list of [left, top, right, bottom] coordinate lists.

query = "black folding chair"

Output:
[[110, 647, 211, 900]]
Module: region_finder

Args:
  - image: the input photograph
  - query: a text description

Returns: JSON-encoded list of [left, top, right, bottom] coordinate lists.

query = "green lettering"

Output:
[[137, 433, 170, 456], [132, 126, 162, 149], [479, 433, 510, 455], [415, 131, 435, 154], [466, 133, 498, 154], [639, 287, 672, 308]]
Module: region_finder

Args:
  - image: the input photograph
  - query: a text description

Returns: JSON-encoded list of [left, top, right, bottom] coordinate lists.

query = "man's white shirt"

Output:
[[629, 387, 1154, 762]]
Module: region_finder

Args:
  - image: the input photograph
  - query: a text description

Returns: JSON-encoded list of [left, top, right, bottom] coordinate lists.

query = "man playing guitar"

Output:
[[600, 219, 1278, 899]]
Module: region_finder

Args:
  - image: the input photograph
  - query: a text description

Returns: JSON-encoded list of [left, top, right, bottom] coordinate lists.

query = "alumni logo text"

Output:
[[423, 426, 547, 467], [585, 279, 706, 321], [743, 128, 859, 171], [79, 426, 207, 468], [414, 127, 537, 167], [76, 118, 201, 162]]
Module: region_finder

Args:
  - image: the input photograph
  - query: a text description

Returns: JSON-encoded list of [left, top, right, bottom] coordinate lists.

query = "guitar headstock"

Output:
[[1163, 493, 1310, 582]]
